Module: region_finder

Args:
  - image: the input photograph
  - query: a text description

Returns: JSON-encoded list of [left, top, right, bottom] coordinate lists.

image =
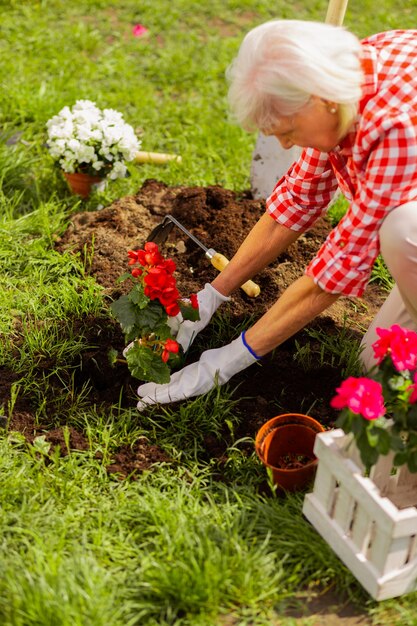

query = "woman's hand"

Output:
[[168, 283, 231, 351], [136, 332, 259, 409], [211, 213, 300, 296]]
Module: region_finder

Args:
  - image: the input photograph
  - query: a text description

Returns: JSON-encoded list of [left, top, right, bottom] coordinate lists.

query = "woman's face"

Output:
[[263, 96, 344, 153]]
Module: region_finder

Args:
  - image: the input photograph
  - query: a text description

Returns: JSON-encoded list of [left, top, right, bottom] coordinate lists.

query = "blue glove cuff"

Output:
[[241, 331, 261, 360]]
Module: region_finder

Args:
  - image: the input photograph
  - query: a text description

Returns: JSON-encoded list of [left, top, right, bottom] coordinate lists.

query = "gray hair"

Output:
[[227, 20, 363, 135]]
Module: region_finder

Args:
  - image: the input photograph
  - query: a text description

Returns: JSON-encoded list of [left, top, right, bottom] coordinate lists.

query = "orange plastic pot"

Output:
[[63, 171, 103, 198], [255, 413, 325, 492]]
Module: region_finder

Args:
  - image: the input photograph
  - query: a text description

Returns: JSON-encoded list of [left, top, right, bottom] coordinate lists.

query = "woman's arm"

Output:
[[245, 274, 339, 355], [136, 274, 340, 408], [211, 212, 300, 296]]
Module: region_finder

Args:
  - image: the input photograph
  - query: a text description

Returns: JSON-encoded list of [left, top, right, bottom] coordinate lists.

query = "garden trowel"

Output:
[[146, 214, 261, 298]]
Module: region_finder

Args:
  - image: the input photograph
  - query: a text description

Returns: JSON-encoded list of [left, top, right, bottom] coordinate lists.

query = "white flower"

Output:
[[109, 161, 127, 179], [46, 99, 141, 178]]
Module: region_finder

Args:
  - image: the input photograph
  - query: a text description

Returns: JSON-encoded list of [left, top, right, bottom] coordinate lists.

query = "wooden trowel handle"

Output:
[[134, 151, 182, 164], [210, 252, 261, 298], [325, 0, 349, 25]]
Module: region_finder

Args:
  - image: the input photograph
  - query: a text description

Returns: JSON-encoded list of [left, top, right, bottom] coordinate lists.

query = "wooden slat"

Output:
[[312, 460, 337, 513], [382, 537, 412, 575], [370, 525, 397, 573], [333, 485, 355, 532], [350, 504, 372, 553]]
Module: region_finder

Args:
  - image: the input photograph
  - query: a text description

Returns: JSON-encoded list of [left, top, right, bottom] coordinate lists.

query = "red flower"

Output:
[[137, 242, 165, 267], [144, 268, 172, 292], [330, 376, 385, 421], [127, 250, 140, 265], [127, 243, 165, 268], [373, 325, 417, 371], [165, 338, 179, 353], [165, 301, 180, 316], [158, 287, 180, 306], [163, 258, 176, 275], [126, 243, 182, 316], [190, 293, 199, 309], [161, 338, 179, 362]]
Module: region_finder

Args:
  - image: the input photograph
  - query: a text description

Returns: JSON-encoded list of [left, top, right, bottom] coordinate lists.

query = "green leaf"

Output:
[[110, 295, 137, 333], [125, 342, 171, 383], [335, 409, 355, 433], [335, 411, 350, 431], [32, 435, 51, 456], [407, 452, 417, 473], [134, 302, 167, 332], [406, 404, 417, 429], [357, 431, 379, 468], [168, 351, 184, 370], [407, 432, 417, 447], [128, 283, 149, 308], [179, 300, 200, 322], [116, 272, 133, 284], [108, 348, 119, 367], [351, 416, 365, 437], [366, 426, 379, 448], [394, 451, 408, 467], [151, 323, 173, 341], [375, 428, 391, 455]]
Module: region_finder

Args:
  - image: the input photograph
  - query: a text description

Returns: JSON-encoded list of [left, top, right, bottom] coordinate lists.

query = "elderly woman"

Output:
[[137, 19, 417, 409]]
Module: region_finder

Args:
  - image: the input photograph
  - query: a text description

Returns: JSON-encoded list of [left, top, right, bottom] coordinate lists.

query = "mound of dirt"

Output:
[[4, 179, 386, 476]]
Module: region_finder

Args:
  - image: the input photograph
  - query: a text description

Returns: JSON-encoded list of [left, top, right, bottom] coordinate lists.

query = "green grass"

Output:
[[0, 436, 367, 626], [1, 0, 416, 624]]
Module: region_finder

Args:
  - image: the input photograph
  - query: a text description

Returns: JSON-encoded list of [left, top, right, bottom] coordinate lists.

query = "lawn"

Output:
[[1, 1, 417, 624]]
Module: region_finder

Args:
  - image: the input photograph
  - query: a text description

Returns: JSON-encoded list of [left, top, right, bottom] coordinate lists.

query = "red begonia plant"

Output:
[[109, 242, 199, 384]]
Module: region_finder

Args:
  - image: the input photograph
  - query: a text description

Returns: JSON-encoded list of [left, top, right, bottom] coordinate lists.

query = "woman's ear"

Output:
[[319, 97, 338, 114]]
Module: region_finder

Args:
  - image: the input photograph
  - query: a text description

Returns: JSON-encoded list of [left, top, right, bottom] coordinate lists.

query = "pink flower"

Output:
[[372, 325, 417, 371], [330, 376, 386, 421], [132, 24, 148, 37]]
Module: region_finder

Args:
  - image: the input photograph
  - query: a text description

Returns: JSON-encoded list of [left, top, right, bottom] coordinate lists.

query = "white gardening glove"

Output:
[[171, 283, 230, 351], [136, 332, 260, 410]]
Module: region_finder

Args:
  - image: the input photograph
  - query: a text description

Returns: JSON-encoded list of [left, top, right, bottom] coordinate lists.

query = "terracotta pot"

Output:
[[255, 413, 325, 492], [63, 171, 103, 198]]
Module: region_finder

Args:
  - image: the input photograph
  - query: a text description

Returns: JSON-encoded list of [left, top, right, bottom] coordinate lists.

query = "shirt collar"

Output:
[[334, 44, 378, 155]]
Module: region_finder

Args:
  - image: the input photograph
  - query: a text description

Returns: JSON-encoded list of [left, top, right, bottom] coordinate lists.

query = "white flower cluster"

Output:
[[46, 100, 141, 179]]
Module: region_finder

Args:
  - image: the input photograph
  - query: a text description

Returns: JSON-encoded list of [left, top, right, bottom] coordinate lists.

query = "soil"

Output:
[[2, 179, 386, 477], [274, 453, 315, 470]]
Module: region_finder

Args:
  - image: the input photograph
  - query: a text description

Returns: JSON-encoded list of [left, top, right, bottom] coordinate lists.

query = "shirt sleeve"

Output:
[[266, 148, 339, 231], [307, 110, 417, 297]]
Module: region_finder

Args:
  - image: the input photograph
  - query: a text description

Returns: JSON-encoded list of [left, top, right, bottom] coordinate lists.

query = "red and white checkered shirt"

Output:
[[266, 30, 417, 297]]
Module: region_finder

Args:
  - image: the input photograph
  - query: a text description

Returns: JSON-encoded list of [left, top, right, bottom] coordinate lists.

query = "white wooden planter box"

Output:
[[303, 429, 417, 600]]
